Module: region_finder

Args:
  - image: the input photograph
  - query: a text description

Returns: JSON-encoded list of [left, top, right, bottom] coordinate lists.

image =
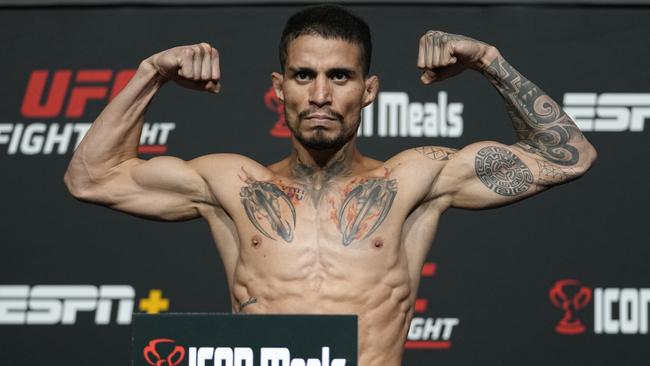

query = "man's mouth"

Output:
[[298, 108, 343, 123], [305, 114, 336, 120]]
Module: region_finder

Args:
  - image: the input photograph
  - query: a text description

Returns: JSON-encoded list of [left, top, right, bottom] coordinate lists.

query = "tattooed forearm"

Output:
[[336, 177, 397, 246], [483, 57, 583, 166], [240, 180, 296, 242], [475, 146, 533, 196], [414, 146, 458, 161]]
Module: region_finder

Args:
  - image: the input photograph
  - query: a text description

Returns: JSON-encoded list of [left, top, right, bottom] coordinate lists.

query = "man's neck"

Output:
[[289, 139, 359, 189]]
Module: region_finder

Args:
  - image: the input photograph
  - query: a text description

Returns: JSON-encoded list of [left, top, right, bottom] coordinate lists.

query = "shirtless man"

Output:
[[64, 5, 596, 366]]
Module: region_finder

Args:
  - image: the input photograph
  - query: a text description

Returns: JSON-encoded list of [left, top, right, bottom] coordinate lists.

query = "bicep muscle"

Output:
[[435, 142, 578, 209]]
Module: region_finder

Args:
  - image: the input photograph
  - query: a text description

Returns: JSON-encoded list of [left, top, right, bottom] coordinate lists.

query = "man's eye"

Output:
[[332, 73, 348, 81], [296, 72, 311, 81]]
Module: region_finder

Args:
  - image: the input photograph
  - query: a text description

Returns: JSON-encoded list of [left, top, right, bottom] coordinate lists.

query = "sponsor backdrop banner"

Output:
[[0, 4, 648, 366]]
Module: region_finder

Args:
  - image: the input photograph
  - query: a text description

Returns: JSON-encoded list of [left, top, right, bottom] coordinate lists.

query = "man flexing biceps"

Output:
[[65, 5, 595, 366]]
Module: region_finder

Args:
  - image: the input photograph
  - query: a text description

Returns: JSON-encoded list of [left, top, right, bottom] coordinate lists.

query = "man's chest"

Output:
[[235, 172, 401, 247]]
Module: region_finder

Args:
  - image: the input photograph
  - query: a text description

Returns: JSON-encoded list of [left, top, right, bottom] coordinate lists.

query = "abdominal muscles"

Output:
[[231, 234, 412, 366]]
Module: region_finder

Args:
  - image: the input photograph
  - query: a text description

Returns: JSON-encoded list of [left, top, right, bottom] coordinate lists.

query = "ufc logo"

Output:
[[21, 69, 136, 118], [563, 93, 649, 132]]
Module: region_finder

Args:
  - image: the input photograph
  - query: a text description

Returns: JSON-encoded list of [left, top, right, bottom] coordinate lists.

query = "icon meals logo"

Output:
[[0, 69, 175, 155], [549, 279, 592, 335], [143, 341, 347, 366], [144, 339, 186, 366], [549, 279, 650, 335]]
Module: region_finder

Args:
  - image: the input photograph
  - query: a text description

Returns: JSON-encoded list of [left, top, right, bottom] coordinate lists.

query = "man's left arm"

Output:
[[418, 31, 597, 209]]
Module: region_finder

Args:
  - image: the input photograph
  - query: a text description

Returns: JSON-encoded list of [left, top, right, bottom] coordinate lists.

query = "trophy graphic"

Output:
[[549, 279, 592, 335], [143, 338, 186, 366]]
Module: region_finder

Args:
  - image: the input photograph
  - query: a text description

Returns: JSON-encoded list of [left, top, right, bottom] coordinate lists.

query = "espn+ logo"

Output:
[[549, 279, 650, 335], [0, 69, 175, 155], [143, 339, 347, 366], [0, 285, 169, 325]]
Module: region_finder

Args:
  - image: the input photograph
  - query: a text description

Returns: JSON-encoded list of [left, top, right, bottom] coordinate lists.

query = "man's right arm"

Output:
[[64, 43, 227, 221]]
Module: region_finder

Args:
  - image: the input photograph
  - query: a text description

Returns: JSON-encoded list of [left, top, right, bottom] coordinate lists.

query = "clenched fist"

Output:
[[417, 31, 497, 84], [146, 42, 221, 93]]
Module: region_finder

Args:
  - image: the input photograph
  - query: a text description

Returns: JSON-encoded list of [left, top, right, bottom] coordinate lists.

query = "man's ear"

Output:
[[362, 75, 379, 107], [271, 72, 284, 102]]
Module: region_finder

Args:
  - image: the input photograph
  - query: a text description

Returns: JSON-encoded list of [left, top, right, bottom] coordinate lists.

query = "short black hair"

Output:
[[279, 4, 372, 76]]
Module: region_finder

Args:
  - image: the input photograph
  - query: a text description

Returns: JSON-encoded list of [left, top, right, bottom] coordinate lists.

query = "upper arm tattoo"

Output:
[[414, 146, 458, 161], [240, 179, 296, 242], [484, 57, 581, 166], [536, 160, 577, 186], [475, 146, 533, 196]]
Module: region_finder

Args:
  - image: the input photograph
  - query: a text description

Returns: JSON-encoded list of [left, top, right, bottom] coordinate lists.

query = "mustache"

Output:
[[298, 107, 344, 122]]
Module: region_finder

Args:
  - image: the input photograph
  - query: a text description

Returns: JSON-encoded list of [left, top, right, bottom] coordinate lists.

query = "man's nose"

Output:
[[308, 75, 332, 107]]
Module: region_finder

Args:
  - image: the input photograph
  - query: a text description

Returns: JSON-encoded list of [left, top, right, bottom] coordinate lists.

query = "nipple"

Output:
[[251, 235, 262, 248], [373, 238, 384, 249]]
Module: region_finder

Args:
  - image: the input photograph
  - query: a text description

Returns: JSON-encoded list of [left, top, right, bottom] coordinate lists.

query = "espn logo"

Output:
[[0, 285, 134, 325], [563, 93, 649, 132]]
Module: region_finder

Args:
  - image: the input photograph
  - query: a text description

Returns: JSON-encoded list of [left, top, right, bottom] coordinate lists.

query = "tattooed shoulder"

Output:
[[414, 146, 458, 161]]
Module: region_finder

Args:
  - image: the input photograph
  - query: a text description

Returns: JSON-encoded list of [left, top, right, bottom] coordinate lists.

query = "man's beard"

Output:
[[293, 127, 351, 150], [288, 107, 357, 151]]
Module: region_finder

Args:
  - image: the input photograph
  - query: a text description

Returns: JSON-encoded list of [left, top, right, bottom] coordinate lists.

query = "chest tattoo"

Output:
[[240, 180, 296, 242], [239, 167, 398, 246], [334, 177, 398, 246]]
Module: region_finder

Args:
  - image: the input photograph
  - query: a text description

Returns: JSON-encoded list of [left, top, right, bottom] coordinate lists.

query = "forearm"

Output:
[[481, 49, 596, 170], [65, 60, 166, 189]]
